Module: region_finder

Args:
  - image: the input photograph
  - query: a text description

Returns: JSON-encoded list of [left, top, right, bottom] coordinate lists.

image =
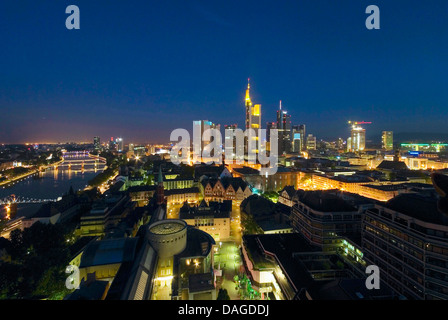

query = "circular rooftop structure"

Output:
[[147, 219, 187, 258], [149, 220, 186, 235]]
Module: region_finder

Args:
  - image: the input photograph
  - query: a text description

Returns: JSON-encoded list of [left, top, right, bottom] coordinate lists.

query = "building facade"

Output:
[[362, 194, 448, 300]]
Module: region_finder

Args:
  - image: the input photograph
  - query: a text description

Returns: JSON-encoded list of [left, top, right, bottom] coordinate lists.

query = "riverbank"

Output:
[[0, 169, 40, 188], [0, 159, 64, 188]]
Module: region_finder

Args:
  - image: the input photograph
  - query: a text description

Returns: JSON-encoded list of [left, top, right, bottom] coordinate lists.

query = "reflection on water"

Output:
[[0, 160, 105, 219], [0, 164, 105, 205]]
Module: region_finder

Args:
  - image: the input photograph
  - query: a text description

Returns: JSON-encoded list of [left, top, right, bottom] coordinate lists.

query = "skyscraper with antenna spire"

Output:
[[277, 100, 291, 154], [244, 78, 261, 162]]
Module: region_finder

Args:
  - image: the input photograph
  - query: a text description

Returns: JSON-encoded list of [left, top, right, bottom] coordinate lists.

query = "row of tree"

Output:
[[0, 222, 76, 299]]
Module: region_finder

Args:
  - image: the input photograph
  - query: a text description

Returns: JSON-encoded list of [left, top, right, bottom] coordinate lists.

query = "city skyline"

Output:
[[2, 1, 448, 144]]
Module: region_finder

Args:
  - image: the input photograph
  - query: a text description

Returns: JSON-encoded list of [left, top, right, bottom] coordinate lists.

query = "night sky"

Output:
[[1, 0, 448, 144]]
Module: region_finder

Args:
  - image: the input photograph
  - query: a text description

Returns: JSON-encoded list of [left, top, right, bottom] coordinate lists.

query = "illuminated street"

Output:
[[214, 241, 243, 300]]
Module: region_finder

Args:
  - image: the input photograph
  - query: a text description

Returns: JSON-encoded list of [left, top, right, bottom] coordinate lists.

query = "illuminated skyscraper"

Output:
[[277, 100, 291, 154], [224, 124, 238, 163], [350, 126, 366, 152], [347, 121, 370, 152], [298, 125, 306, 151], [382, 131, 393, 151], [93, 136, 100, 150], [266, 122, 277, 143], [292, 125, 302, 153], [306, 134, 317, 150], [116, 137, 124, 152], [193, 120, 220, 162], [109, 137, 116, 151], [244, 79, 261, 162]]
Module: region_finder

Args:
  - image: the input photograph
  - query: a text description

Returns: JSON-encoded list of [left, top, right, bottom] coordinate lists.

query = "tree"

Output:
[[217, 288, 231, 300], [1, 222, 73, 299]]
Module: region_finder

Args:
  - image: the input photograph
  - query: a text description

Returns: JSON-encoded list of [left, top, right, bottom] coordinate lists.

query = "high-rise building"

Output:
[[224, 124, 238, 162], [306, 134, 317, 150], [292, 125, 305, 153], [298, 125, 306, 151], [109, 137, 116, 151], [266, 122, 277, 143], [382, 131, 394, 151], [276, 101, 291, 155], [346, 137, 352, 152], [116, 137, 124, 152], [244, 79, 261, 162], [93, 136, 100, 150], [362, 193, 448, 300], [193, 120, 220, 162], [350, 126, 366, 152], [337, 137, 344, 150]]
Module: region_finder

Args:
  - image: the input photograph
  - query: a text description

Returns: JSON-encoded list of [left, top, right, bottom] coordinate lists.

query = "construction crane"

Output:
[[348, 120, 372, 126]]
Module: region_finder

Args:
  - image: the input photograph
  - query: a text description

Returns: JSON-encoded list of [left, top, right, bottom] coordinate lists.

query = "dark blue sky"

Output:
[[1, 0, 448, 144]]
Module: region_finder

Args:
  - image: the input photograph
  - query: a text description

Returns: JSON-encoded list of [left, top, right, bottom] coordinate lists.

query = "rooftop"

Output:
[[188, 272, 215, 293], [377, 160, 408, 171], [79, 237, 139, 268], [385, 193, 448, 226], [295, 190, 357, 213], [148, 220, 187, 235], [127, 185, 156, 193], [179, 200, 231, 220]]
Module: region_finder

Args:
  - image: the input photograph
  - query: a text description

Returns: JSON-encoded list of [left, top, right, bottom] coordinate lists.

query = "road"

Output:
[[214, 241, 243, 300]]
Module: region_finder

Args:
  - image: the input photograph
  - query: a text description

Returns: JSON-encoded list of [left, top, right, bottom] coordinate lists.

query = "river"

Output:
[[0, 163, 105, 219]]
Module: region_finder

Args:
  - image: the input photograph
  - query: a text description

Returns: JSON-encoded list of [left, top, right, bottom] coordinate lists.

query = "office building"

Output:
[[244, 79, 261, 162], [306, 134, 317, 151], [277, 101, 291, 154], [362, 193, 448, 300], [109, 137, 116, 151], [93, 136, 101, 150], [382, 131, 394, 151], [292, 125, 303, 153], [349, 126, 366, 152], [291, 190, 364, 252], [116, 138, 124, 153], [193, 120, 220, 162], [224, 124, 239, 163]]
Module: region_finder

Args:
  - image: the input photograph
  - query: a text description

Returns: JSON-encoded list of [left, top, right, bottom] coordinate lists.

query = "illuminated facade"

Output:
[[165, 187, 200, 204], [350, 126, 366, 152], [382, 131, 393, 151], [291, 125, 303, 153], [362, 194, 448, 300], [401, 143, 448, 153], [291, 190, 363, 251], [245, 79, 261, 162], [277, 101, 291, 154], [306, 134, 317, 151], [93, 136, 100, 150], [193, 120, 220, 163], [200, 177, 252, 203], [116, 137, 124, 152], [179, 200, 231, 242]]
